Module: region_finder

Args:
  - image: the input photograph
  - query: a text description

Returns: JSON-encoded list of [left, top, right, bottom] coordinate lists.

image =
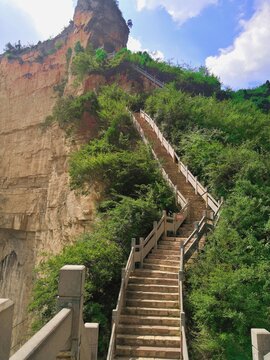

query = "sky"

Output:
[[0, 0, 270, 89]]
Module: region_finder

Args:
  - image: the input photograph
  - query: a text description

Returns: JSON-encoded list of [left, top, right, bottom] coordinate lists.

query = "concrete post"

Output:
[[180, 312, 186, 328], [84, 323, 99, 360], [163, 210, 167, 237], [195, 177, 198, 194], [153, 221, 158, 250], [139, 238, 144, 268], [251, 329, 270, 360], [0, 299, 14, 360], [58, 265, 86, 359], [174, 186, 178, 206]]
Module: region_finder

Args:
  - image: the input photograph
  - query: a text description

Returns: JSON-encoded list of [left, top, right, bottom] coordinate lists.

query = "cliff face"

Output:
[[0, 0, 129, 351]]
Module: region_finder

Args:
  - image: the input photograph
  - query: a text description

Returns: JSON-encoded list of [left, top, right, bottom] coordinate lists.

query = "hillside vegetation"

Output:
[[32, 45, 270, 359]]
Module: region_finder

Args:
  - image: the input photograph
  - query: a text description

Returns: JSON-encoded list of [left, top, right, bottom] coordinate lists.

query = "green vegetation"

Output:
[[44, 91, 99, 129], [66, 47, 73, 65], [35, 42, 270, 359], [230, 80, 270, 113], [55, 40, 64, 50], [145, 84, 270, 359], [31, 85, 176, 357]]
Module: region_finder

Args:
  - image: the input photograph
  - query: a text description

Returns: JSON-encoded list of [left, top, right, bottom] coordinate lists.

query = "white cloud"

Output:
[[1, 0, 74, 40], [136, 0, 218, 25], [127, 36, 165, 61], [206, 1, 270, 89]]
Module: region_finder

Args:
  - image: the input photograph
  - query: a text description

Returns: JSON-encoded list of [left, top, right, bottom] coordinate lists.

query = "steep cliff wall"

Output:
[[0, 0, 129, 351]]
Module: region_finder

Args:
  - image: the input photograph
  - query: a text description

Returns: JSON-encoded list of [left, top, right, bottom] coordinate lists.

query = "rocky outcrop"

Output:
[[0, 0, 129, 351]]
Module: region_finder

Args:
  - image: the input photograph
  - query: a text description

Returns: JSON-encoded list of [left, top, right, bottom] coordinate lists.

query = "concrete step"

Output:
[[127, 283, 178, 293], [116, 345, 181, 359], [143, 263, 179, 273], [158, 244, 181, 251], [124, 307, 179, 317], [143, 258, 180, 267], [131, 269, 178, 279], [126, 291, 178, 301], [120, 315, 179, 327], [147, 253, 180, 262], [163, 237, 186, 242], [115, 357, 179, 360], [129, 276, 178, 286], [126, 298, 179, 309], [151, 249, 180, 256], [117, 334, 181, 347], [118, 324, 180, 336]]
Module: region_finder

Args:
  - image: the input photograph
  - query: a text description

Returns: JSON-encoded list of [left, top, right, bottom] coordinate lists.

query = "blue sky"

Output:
[[0, 0, 270, 89]]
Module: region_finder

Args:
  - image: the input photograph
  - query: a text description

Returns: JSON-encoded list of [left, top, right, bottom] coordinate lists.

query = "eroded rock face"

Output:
[[74, 0, 129, 52], [0, 0, 128, 351]]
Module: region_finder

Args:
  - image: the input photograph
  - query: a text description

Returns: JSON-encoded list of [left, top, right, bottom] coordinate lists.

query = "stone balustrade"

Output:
[[0, 265, 99, 360], [252, 329, 270, 360]]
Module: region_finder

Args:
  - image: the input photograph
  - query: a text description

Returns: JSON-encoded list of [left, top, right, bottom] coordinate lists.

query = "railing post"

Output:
[[81, 323, 99, 360], [163, 210, 167, 237], [195, 177, 198, 194], [139, 237, 144, 268], [251, 329, 270, 360], [175, 185, 178, 206], [205, 188, 208, 208], [0, 299, 14, 360], [186, 166, 188, 183], [112, 309, 118, 327], [85, 323, 99, 360], [58, 265, 86, 359], [180, 312, 186, 328], [153, 221, 158, 249]]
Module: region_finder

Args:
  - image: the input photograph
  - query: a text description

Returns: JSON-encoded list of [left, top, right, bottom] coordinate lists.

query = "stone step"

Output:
[[127, 283, 178, 293], [143, 258, 180, 268], [131, 269, 178, 279], [143, 263, 179, 273], [115, 357, 179, 360], [126, 298, 179, 309], [147, 254, 180, 262], [126, 291, 178, 301], [116, 345, 181, 359], [118, 324, 180, 336], [129, 276, 178, 286], [120, 315, 179, 327], [151, 248, 180, 255], [163, 237, 186, 242], [158, 244, 181, 251], [117, 334, 181, 347], [124, 307, 179, 317]]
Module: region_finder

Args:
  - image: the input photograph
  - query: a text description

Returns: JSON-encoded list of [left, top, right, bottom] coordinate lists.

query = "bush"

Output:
[[44, 91, 99, 128]]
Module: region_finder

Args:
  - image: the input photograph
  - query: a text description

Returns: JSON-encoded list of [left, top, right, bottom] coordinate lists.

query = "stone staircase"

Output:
[[112, 114, 208, 359], [134, 113, 206, 221], [115, 236, 182, 359]]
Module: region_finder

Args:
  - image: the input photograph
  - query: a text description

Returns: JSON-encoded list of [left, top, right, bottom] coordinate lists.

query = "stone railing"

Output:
[[140, 110, 222, 216], [131, 64, 165, 88], [179, 212, 214, 360], [106, 208, 189, 360], [251, 329, 270, 360], [0, 265, 99, 360], [131, 112, 188, 209]]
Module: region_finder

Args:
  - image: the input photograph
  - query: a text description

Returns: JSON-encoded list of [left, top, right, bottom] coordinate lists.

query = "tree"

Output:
[[127, 19, 133, 29], [4, 42, 15, 53]]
